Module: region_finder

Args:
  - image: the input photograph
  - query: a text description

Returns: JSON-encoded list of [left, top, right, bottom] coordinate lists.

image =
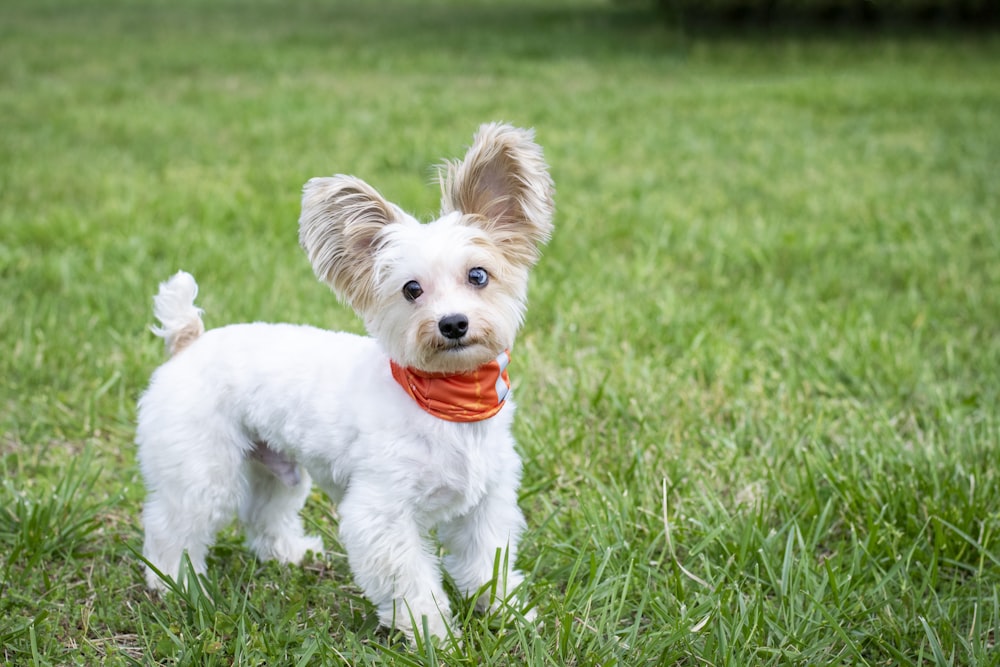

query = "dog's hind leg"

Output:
[[142, 482, 242, 591], [138, 417, 250, 591], [239, 442, 323, 565]]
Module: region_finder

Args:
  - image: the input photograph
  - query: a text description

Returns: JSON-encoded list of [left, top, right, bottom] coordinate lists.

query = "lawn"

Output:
[[2, 0, 999, 664]]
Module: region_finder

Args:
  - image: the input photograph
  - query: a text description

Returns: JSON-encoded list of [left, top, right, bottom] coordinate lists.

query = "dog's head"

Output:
[[299, 123, 555, 374]]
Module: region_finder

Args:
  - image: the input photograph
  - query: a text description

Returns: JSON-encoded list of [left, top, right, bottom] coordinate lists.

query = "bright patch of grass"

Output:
[[2, 0, 999, 664]]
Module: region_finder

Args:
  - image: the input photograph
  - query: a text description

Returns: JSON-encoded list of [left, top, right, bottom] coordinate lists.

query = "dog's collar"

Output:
[[389, 350, 511, 423]]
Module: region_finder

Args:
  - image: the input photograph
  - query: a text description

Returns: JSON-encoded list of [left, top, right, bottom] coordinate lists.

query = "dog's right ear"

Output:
[[299, 175, 397, 311], [440, 123, 555, 269]]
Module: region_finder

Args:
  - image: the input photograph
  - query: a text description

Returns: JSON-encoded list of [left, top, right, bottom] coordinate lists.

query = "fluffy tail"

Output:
[[151, 271, 205, 356]]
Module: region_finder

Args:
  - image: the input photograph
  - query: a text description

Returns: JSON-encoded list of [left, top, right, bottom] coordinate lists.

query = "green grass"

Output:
[[2, 0, 999, 664]]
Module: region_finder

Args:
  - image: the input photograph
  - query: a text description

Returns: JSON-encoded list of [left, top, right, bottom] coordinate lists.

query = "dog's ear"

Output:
[[441, 123, 555, 268], [299, 175, 399, 311]]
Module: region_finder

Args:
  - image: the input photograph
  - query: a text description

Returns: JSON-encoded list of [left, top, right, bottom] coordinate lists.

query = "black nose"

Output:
[[438, 314, 469, 340]]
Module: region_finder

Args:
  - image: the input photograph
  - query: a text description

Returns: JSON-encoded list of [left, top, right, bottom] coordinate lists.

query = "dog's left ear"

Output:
[[299, 175, 403, 312], [441, 123, 555, 267]]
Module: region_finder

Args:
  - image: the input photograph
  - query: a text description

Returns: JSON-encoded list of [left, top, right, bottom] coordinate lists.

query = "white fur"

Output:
[[136, 123, 554, 641], [149, 270, 203, 356]]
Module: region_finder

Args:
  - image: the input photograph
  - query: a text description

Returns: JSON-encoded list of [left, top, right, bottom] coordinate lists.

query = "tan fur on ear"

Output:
[[440, 123, 555, 267], [299, 176, 398, 312]]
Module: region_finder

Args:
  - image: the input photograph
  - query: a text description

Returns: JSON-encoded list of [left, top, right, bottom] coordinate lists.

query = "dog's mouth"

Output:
[[431, 328, 487, 351], [408, 322, 503, 373], [421, 338, 499, 373], [435, 340, 483, 359]]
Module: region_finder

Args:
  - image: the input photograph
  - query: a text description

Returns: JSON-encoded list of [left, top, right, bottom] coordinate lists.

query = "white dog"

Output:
[[136, 123, 554, 640]]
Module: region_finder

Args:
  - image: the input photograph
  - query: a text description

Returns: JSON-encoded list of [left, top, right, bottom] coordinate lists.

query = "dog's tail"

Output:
[[151, 271, 205, 357]]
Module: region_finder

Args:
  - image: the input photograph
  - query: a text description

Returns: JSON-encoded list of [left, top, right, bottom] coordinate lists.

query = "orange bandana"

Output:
[[390, 350, 511, 423]]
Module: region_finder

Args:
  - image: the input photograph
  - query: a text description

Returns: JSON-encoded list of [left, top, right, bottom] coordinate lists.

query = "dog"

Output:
[[135, 123, 554, 640]]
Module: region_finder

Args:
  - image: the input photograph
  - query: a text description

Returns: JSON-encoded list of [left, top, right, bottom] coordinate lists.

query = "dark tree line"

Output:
[[644, 0, 997, 26]]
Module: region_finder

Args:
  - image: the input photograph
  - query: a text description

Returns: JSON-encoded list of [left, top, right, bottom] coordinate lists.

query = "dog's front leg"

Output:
[[438, 474, 531, 618], [338, 480, 453, 640]]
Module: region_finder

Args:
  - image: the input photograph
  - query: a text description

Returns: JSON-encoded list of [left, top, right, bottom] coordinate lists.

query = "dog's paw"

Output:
[[380, 600, 457, 644], [473, 568, 528, 612], [251, 533, 324, 565], [144, 567, 171, 593], [297, 534, 325, 561], [473, 572, 536, 629]]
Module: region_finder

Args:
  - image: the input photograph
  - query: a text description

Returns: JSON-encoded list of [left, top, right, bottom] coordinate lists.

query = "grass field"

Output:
[[2, 0, 999, 664]]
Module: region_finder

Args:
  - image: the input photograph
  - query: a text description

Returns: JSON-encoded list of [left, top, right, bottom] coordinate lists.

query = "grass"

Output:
[[2, 0, 999, 663]]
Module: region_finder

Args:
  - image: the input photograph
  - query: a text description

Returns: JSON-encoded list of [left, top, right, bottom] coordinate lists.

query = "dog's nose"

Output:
[[438, 314, 469, 340]]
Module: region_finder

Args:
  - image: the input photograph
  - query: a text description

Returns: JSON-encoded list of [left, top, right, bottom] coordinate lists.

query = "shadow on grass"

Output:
[[10, 0, 997, 74], [238, 1, 998, 55]]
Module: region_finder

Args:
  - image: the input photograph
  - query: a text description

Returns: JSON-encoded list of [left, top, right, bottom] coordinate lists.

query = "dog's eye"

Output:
[[402, 280, 423, 302], [467, 267, 489, 288]]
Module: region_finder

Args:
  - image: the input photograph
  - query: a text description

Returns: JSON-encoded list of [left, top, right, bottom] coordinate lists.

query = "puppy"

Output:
[[136, 123, 554, 640]]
